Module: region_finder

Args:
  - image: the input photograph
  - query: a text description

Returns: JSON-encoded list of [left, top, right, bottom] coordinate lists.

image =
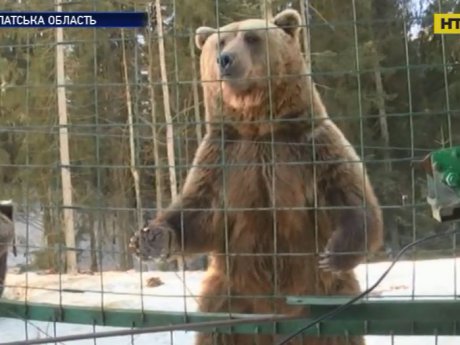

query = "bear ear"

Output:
[[195, 26, 217, 50], [273, 9, 302, 38]]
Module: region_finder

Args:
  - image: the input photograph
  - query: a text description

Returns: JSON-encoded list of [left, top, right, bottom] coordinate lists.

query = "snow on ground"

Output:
[[1, 258, 460, 345]]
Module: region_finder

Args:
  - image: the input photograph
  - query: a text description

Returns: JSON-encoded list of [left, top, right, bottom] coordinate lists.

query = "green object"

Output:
[[1, 298, 460, 336], [423, 146, 460, 222]]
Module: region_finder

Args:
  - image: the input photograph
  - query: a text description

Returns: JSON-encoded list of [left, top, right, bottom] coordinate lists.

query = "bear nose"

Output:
[[217, 53, 233, 72]]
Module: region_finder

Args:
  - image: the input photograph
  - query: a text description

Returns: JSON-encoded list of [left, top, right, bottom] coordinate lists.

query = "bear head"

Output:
[[195, 9, 304, 94], [194, 9, 326, 136]]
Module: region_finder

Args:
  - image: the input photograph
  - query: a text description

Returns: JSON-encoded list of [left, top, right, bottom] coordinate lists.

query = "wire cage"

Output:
[[0, 0, 460, 344]]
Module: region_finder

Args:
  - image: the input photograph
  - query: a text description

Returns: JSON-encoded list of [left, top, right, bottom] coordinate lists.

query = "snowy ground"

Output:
[[1, 258, 460, 345]]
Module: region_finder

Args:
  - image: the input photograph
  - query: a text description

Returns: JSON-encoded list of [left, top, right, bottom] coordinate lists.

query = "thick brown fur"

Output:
[[130, 9, 383, 345]]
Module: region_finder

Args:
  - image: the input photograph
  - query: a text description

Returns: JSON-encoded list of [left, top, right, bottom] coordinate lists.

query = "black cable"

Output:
[[275, 226, 460, 345]]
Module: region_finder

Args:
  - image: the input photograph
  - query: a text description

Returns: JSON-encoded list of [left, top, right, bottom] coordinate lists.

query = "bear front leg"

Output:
[[129, 134, 223, 260], [129, 221, 177, 261], [318, 161, 383, 274]]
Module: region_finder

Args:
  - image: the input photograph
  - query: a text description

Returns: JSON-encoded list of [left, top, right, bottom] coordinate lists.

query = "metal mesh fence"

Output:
[[0, 0, 460, 344]]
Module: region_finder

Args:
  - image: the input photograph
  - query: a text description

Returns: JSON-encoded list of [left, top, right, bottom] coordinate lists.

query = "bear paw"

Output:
[[318, 239, 363, 274], [129, 222, 176, 261]]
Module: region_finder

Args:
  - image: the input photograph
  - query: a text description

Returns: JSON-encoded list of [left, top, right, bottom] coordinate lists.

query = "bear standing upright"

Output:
[[130, 8, 383, 345]]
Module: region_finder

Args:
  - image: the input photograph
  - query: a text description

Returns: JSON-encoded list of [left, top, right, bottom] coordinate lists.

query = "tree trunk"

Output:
[[147, 25, 164, 210], [55, 0, 77, 274], [155, 0, 178, 200], [120, 29, 142, 271], [299, 0, 312, 75], [189, 34, 203, 144], [121, 28, 143, 227], [261, 0, 273, 20], [0, 206, 14, 298], [373, 62, 392, 172], [155, 0, 183, 271], [88, 212, 98, 272], [369, 1, 392, 173], [43, 190, 58, 271]]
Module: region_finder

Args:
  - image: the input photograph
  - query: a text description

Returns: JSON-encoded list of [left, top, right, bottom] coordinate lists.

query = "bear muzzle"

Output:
[[217, 52, 236, 77]]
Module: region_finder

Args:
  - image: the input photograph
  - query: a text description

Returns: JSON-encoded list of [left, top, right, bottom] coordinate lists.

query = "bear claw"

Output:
[[128, 222, 175, 261], [318, 249, 340, 274], [318, 240, 364, 274]]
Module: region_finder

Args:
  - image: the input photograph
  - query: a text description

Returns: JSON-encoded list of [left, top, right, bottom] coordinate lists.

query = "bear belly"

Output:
[[193, 144, 366, 345], [214, 141, 332, 305]]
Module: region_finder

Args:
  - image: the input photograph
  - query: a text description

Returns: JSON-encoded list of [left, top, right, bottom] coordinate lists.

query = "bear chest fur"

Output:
[[208, 138, 331, 292], [216, 139, 322, 253]]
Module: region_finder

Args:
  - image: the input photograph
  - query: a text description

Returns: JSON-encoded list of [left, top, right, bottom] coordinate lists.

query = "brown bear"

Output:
[[129, 8, 383, 345]]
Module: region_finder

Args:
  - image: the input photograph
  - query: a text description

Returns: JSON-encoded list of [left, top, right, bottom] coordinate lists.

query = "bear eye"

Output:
[[218, 38, 226, 48], [244, 32, 261, 44]]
